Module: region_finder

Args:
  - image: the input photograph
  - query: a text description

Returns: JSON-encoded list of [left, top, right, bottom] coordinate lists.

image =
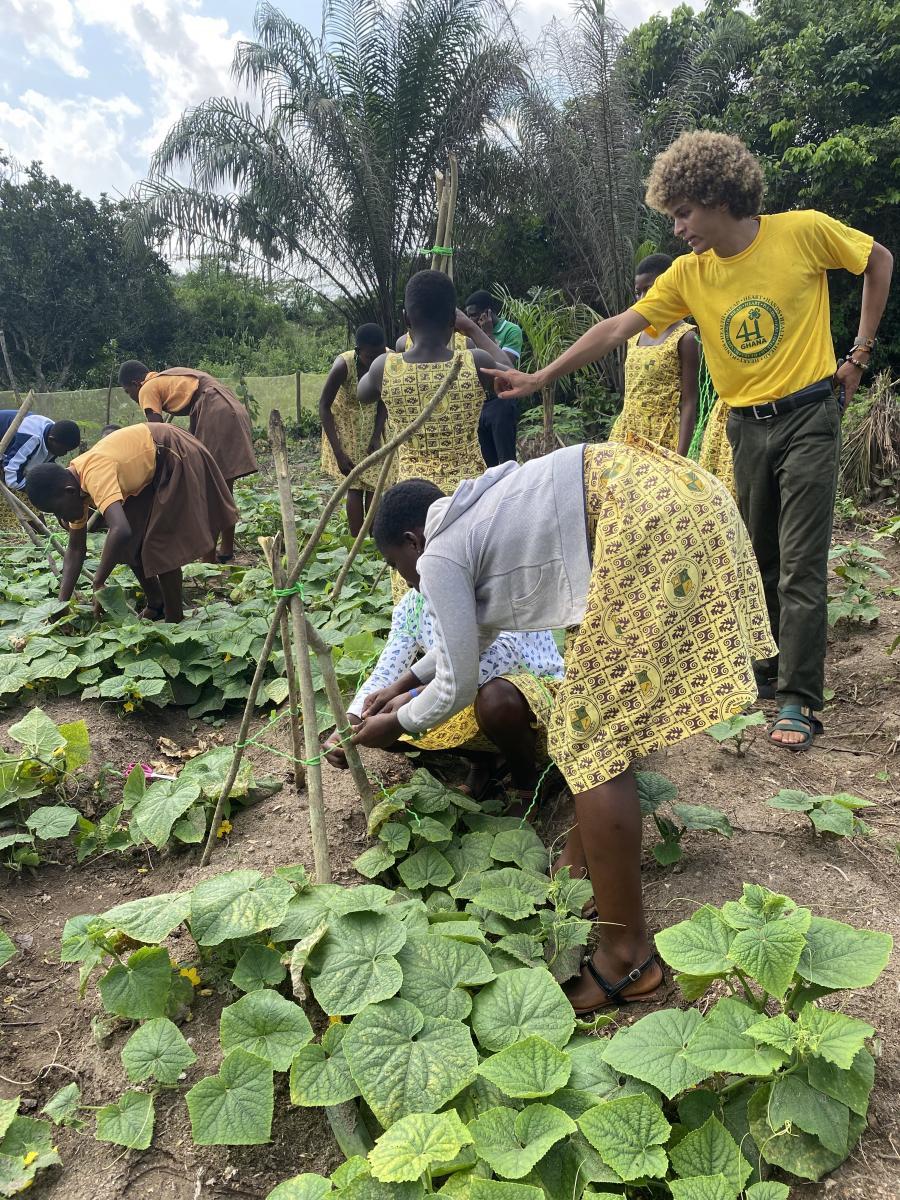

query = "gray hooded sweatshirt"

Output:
[[396, 443, 591, 735]]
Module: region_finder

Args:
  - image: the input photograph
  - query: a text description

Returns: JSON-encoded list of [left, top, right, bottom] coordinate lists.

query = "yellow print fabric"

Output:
[[320, 350, 383, 490], [609, 323, 692, 451], [548, 437, 775, 792]]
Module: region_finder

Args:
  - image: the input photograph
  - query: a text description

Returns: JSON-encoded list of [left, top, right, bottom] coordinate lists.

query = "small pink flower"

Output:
[[124, 762, 154, 780]]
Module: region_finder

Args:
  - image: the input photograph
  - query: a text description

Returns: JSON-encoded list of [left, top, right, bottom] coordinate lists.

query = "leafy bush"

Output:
[[635, 771, 733, 866], [827, 542, 890, 626], [58, 768, 891, 1195], [767, 790, 874, 838]]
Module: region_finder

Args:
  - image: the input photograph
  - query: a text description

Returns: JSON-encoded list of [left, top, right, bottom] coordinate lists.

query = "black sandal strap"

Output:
[[582, 953, 657, 1002]]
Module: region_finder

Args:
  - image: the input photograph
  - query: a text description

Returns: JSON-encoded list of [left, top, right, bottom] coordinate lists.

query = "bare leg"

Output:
[[158, 568, 184, 623], [217, 480, 237, 560], [552, 823, 587, 879], [474, 679, 541, 792], [346, 489, 365, 537], [563, 766, 661, 1012]]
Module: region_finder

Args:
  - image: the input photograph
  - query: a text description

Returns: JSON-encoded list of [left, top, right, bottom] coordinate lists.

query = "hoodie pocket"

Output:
[[507, 561, 566, 626]]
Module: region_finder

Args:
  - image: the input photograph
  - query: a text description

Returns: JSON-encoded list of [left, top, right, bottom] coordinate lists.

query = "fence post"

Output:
[[295, 372, 302, 425]]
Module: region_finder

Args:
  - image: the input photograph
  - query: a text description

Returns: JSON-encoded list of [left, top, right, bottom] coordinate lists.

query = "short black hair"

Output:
[[464, 289, 494, 313], [118, 360, 150, 387], [635, 253, 673, 279], [355, 323, 386, 348], [47, 420, 80, 450], [25, 462, 73, 511], [404, 270, 456, 329], [100, 424, 122, 438], [373, 478, 445, 547]]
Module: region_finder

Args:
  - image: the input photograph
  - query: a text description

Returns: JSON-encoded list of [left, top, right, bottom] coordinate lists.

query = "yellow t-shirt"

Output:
[[138, 371, 198, 415], [68, 425, 157, 527], [632, 211, 873, 408]]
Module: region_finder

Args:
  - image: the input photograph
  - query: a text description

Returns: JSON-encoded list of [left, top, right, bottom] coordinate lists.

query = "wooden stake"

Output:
[[444, 153, 459, 280], [199, 359, 462, 867], [330, 448, 395, 604], [259, 535, 306, 793], [269, 410, 331, 883], [430, 171, 446, 272]]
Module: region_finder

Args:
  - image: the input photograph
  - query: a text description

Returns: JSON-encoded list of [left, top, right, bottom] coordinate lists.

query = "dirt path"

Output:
[[0, 531, 897, 1199]]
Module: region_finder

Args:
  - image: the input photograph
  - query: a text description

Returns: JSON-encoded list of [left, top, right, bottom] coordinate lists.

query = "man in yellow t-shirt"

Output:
[[486, 131, 893, 752]]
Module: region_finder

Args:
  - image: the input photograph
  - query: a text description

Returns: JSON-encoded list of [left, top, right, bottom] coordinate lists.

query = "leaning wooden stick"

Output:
[[443, 153, 459, 281], [330, 447, 395, 603], [269, 411, 331, 881], [199, 360, 462, 867], [260, 535, 306, 792], [0, 390, 34, 458]]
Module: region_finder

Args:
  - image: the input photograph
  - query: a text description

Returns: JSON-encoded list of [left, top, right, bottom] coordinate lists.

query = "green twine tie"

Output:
[[419, 245, 453, 256], [273, 582, 305, 599]]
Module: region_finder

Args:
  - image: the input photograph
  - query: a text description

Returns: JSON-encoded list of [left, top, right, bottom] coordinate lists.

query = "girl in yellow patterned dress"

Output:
[[319, 324, 387, 535], [359, 271, 510, 599], [609, 254, 699, 455]]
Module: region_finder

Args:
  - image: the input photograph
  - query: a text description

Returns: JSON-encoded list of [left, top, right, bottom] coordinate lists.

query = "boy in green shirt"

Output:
[[465, 289, 525, 466], [489, 131, 892, 752]]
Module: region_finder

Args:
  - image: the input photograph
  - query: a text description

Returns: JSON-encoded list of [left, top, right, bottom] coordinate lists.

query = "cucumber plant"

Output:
[[767, 789, 874, 838]]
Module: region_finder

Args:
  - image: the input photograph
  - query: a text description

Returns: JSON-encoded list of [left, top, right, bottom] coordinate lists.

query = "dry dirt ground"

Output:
[[0, 524, 897, 1200]]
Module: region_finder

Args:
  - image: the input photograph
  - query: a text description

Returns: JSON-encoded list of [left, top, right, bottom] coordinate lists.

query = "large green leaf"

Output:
[[308, 910, 406, 1016], [796, 917, 892, 989], [668, 1177, 734, 1200], [769, 1075, 850, 1155], [121, 1017, 197, 1085], [671, 803, 733, 838], [7, 708, 65, 760], [807, 1047, 875, 1116], [684, 998, 786, 1076], [0, 1100, 18, 1142], [748, 1082, 864, 1181], [655, 905, 734, 976], [669, 1114, 752, 1194], [727, 917, 808, 998], [342, 997, 477, 1127], [635, 770, 677, 812], [190, 870, 294, 946], [470, 967, 575, 1052], [469, 1183, 543, 1200], [368, 1110, 472, 1182], [220, 989, 313, 1071], [720, 885, 805, 931], [41, 1083, 81, 1128], [477, 1035, 571, 1099], [25, 805, 78, 840], [397, 933, 494, 1020], [95, 1091, 155, 1150], [578, 1093, 671, 1181], [602, 1008, 709, 1099], [266, 1175, 333, 1199], [186, 1048, 274, 1145], [469, 1103, 576, 1179], [98, 946, 173, 1019], [131, 778, 201, 848], [232, 944, 287, 993], [798, 1006, 873, 1069], [102, 891, 191, 943], [445, 831, 495, 881], [59, 719, 90, 770], [397, 846, 454, 890], [393, 769, 455, 814], [744, 1184, 790, 1200], [353, 845, 396, 878], [490, 828, 549, 876], [0, 931, 15, 970], [289, 1023, 360, 1106]]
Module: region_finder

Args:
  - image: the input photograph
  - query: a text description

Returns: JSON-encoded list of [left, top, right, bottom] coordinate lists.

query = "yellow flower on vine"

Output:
[[22, 1152, 38, 1166], [216, 819, 233, 838], [180, 967, 201, 987], [328, 1014, 343, 1025], [123, 701, 135, 713]]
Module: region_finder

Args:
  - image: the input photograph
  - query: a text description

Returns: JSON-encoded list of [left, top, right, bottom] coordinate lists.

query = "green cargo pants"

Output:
[[726, 395, 841, 711]]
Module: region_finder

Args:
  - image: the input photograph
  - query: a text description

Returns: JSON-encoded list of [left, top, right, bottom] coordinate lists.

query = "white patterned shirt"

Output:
[[348, 589, 563, 718]]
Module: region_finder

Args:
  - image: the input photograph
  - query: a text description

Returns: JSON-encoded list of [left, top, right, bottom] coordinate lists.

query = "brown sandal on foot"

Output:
[[572, 953, 663, 1017]]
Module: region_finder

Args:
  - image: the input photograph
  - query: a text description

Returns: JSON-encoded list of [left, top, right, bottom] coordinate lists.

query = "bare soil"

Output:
[[1, 520, 898, 1200]]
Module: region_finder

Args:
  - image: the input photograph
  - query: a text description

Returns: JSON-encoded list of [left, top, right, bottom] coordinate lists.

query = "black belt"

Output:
[[730, 378, 834, 421]]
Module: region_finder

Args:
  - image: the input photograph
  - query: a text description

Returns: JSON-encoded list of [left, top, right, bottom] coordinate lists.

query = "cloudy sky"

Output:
[[1, 0, 684, 200]]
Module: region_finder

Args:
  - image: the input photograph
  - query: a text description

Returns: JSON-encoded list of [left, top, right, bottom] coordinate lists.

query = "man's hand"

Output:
[[482, 366, 544, 399], [322, 717, 361, 769], [834, 359, 867, 409], [92, 592, 104, 621], [454, 308, 479, 337], [351, 711, 404, 750]]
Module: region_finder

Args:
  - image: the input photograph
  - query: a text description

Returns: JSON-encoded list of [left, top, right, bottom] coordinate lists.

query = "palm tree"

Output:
[[510, 0, 646, 394], [131, 0, 523, 337], [496, 285, 601, 451]]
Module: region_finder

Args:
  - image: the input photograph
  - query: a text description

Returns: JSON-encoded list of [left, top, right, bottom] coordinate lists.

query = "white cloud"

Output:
[[6, 0, 88, 78], [0, 91, 142, 196]]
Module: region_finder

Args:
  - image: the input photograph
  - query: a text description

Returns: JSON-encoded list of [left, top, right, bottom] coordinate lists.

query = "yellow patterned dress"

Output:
[[547, 437, 776, 792], [412, 671, 558, 754], [609, 322, 693, 451], [383, 349, 487, 601], [698, 399, 737, 498], [320, 350, 383, 491]]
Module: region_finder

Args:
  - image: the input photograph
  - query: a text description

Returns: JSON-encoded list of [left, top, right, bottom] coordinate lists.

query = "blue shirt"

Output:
[[0, 411, 54, 489]]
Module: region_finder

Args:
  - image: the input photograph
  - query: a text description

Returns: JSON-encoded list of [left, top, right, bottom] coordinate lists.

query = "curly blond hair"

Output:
[[645, 131, 764, 218]]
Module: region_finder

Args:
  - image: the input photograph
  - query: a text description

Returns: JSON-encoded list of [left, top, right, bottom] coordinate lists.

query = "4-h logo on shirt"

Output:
[[721, 297, 784, 362]]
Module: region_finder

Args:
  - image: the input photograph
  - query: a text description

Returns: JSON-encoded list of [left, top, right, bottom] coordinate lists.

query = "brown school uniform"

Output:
[[138, 368, 259, 484], [68, 424, 238, 577]]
